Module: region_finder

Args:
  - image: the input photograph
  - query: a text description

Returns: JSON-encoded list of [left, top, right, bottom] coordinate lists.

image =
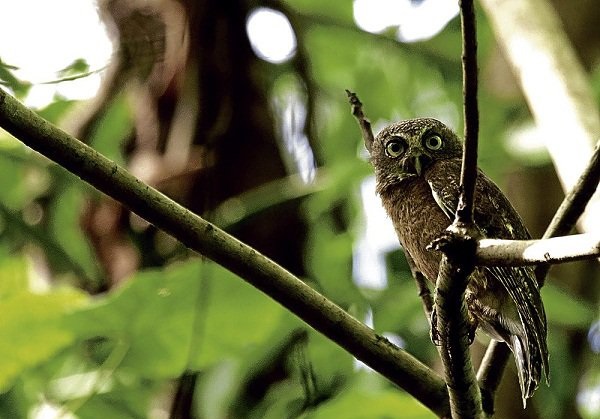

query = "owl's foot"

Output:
[[467, 320, 477, 344], [430, 306, 477, 346]]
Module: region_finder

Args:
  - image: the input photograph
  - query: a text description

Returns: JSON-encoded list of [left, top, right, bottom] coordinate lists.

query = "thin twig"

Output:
[[346, 90, 375, 152], [406, 250, 435, 321], [476, 340, 511, 414], [456, 0, 479, 224], [0, 87, 450, 418]]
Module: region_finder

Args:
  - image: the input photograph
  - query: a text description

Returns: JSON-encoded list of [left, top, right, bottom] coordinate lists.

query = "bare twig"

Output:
[[476, 340, 511, 414], [0, 87, 450, 418], [415, 271, 434, 320], [456, 0, 479, 224], [346, 90, 375, 153], [541, 140, 600, 238]]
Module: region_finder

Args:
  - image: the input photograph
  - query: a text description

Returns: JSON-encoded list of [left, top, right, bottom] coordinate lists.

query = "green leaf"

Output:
[[305, 216, 362, 305], [284, 1, 354, 24], [48, 184, 100, 282], [0, 287, 88, 391], [303, 373, 431, 419], [69, 260, 285, 378], [57, 59, 90, 78], [68, 260, 203, 378], [75, 382, 156, 419], [36, 98, 77, 124], [0, 59, 31, 99], [189, 264, 286, 369], [0, 153, 29, 210], [0, 255, 29, 298], [88, 95, 132, 164]]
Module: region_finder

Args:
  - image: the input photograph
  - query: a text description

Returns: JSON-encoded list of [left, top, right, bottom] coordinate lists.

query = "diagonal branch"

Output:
[[0, 87, 450, 418], [535, 140, 600, 284], [477, 136, 600, 405]]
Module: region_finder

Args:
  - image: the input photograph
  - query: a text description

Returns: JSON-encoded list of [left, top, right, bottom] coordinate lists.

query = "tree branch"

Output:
[[0, 87, 450, 418], [477, 233, 600, 266], [430, 232, 484, 419], [430, 1, 484, 417], [456, 0, 479, 224], [535, 140, 600, 284]]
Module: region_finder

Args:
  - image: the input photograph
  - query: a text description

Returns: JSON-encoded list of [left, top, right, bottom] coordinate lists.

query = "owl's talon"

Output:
[[467, 321, 477, 344]]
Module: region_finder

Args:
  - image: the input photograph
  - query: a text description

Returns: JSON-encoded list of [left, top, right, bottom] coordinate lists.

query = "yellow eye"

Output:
[[385, 138, 405, 158], [424, 135, 443, 151]]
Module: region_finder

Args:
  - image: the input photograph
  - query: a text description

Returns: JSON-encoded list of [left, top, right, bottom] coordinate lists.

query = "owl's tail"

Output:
[[509, 333, 546, 407]]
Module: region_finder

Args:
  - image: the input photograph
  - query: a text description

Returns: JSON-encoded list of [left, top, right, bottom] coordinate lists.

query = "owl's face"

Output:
[[369, 118, 463, 193]]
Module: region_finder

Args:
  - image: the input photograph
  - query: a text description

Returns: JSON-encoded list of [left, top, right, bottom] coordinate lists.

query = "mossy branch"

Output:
[[0, 87, 450, 417]]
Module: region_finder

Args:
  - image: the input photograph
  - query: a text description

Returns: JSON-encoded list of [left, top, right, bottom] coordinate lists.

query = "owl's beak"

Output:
[[404, 153, 432, 176]]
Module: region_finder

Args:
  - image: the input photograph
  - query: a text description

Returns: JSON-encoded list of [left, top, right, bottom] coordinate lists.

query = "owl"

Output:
[[368, 118, 549, 403]]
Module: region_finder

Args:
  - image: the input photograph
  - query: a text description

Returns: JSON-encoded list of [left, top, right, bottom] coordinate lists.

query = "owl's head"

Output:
[[368, 118, 462, 193]]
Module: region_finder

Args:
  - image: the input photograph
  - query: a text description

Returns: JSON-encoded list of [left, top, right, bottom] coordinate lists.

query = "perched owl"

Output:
[[368, 118, 549, 403]]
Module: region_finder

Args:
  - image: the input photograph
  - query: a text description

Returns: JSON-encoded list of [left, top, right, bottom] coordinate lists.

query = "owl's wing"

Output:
[[425, 159, 548, 388]]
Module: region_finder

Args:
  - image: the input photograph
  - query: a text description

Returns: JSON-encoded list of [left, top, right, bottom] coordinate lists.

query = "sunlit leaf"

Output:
[[0, 255, 29, 298], [88, 95, 132, 164], [0, 59, 31, 99], [74, 382, 157, 419], [0, 287, 88, 391], [189, 263, 286, 369], [57, 58, 90, 78], [303, 373, 431, 419], [68, 260, 203, 378]]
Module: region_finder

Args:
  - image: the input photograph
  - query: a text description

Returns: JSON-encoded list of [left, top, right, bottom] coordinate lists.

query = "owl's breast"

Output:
[[379, 177, 450, 282]]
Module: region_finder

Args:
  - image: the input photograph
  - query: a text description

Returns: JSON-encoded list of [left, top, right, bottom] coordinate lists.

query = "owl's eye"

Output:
[[385, 138, 406, 158], [424, 135, 443, 151]]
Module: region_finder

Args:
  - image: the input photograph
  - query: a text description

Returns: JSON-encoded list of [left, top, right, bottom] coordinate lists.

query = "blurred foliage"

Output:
[[0, 0, 599, 418]]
